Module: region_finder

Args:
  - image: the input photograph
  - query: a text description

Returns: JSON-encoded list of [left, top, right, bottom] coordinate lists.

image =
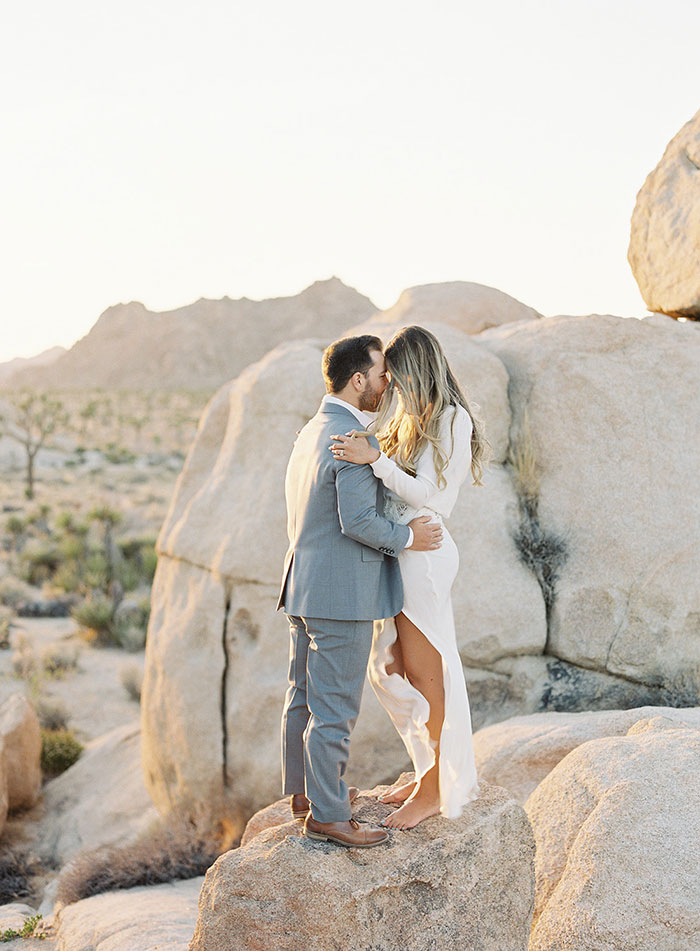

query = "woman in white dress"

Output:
[[330, 326, 488, 830]]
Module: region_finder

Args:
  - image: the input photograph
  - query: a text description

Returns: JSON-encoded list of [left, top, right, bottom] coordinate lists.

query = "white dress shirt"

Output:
[[323, 394, 414, 548]]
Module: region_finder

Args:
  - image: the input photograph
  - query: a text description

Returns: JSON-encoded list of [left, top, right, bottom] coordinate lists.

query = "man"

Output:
[[277, 334, 443, 848]]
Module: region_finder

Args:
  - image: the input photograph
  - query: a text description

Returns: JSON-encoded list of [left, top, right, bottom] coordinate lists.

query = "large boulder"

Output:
[[525, 715, 700, 950], [30, 720, 159, 867], [54, 876, 204, 951], [474, 704, 700, 803], [189, 782, 535, 951], [628, 108, 700, 319], [141, 324, 546, 825], [353, 281, 542, 335], [0, 693, 41, 812], [479, 312, 700, 688]]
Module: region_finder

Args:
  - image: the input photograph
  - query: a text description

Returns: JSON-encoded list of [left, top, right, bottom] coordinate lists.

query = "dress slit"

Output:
[[367, 525, 481, 818]]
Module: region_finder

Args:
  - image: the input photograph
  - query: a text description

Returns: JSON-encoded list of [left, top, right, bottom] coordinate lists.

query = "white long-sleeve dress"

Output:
[[368, 402, 481, 818]]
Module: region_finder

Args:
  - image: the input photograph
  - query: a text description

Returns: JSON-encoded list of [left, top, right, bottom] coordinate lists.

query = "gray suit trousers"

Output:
[[281, 614, 373, 822]]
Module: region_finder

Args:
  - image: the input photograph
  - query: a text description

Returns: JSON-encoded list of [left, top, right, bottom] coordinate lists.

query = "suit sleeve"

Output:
[[334, 435, 411, 556]]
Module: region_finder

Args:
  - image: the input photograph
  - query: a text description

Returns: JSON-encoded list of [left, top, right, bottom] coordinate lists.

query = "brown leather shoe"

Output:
[[304, 815, 388, 848], [290, 786, 359, 819]]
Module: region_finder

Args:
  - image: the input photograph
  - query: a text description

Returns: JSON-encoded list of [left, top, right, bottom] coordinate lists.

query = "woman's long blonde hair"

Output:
[[372, 326, 489, 487]]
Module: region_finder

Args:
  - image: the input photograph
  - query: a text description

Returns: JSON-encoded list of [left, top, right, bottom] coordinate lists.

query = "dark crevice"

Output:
[[220, 590, 232, 790]]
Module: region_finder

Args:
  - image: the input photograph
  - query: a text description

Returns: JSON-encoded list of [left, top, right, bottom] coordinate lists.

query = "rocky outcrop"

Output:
[[0, 693, 41, 812], [629, 108, 700, 319], [2, 277, 376, 391], [30, 720, 158, 867], [142, 290, 700, 828], [141, 321, 546, 825], [526, 714, 700, 950], [353, 280, 542, 335], [54, 876, 204, 951], [189, 782, 535, 951], [479, 313, 700, 688], [474, 704, 700, 803]]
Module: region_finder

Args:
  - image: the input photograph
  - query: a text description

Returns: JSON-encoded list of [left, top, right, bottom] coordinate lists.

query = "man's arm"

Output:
[[335, 457, 410, 555]]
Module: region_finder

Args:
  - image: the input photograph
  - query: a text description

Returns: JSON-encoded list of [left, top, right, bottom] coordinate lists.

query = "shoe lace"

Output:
[[349, 818, 360, 829]]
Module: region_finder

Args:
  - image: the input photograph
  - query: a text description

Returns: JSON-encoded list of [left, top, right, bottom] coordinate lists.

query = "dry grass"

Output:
[[119, 662, 143, 702], [55, 798, 234, 905]]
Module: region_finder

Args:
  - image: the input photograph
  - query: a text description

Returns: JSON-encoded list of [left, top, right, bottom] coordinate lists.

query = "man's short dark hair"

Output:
[[322, 335, 383, 393]]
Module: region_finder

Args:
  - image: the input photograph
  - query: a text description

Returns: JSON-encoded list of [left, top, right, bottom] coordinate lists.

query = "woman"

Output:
[[330, 325, 488, 830]]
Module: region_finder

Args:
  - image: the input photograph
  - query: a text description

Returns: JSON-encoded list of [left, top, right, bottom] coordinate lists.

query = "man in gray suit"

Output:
[[277, 334, 442, 848]]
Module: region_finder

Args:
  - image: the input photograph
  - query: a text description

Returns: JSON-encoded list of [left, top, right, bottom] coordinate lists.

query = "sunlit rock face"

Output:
[[473, 704, 700, 804], [525, 714, 700, 951], [189, 782, 535, 951], [350, 280, 542, 336], [141, 284, 700, 829], [140, 312, 545, 826], [479, 313, 700, 687], [629, 108, 700, 319]]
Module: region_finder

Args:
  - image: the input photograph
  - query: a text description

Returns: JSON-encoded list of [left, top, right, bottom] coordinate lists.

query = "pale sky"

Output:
[[2, 0, 698, 364]]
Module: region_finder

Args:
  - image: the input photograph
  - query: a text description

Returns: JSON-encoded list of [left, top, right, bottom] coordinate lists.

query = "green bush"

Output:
[[41, 728, 83, 777], [0, 575, 33, 609], [103, 445, 136, 464], [71, 595, 118, 646], [18, 540, 61, 585], [41, 643, 80, 678]]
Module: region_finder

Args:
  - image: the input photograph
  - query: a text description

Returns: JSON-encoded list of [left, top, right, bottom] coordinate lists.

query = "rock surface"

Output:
[[474, 703, 700, 803], [54, 876, 204, 951], [0, 692, 41, 812], [27, 720, 159, 867], [629, 108, 700, 318], [189, 782, 535, 951], [141, 322, 546, 823], [526, 715, 700, 950], [480, 312, 700, 688], [354, 280, 542, 335]]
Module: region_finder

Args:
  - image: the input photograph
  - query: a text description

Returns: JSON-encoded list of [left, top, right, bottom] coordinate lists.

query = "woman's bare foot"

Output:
[[377, 780, 416, 804], [380, 792, 441, 830]]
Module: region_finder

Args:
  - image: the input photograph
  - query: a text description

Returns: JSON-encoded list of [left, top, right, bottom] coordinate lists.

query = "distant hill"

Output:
[[0, 345, 66, 384], [1, 278, 377, 391]]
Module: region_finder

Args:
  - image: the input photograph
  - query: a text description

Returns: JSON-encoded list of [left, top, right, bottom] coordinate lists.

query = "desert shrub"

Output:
[[115, 559, 140, 591], [0, 575, 34, 609], [0, 847, 39, 904], [51, 561, 82, 593], [118, 625, 146, 651], [11, 632, 38, 680], [71, 594, 117, 646], [41, 728, 83, 777], [81, 551, 110, 590], [0, 615, 10, 650], [120, 663, 143, 701], [55, 800, 229, 905], [35, 696, 70, 731], [141, 546, 158, 583], [18, 540, 61, 585], [41, 642, 80, 677], [103, 444, 136, 464], [1, 912, 44, 941]]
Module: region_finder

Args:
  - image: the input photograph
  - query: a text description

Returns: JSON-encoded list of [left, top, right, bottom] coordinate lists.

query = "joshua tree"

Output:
[[0, 391, 68, 499]]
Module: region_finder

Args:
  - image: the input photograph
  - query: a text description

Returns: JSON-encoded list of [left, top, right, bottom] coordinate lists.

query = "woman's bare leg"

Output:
[[377, 625, 418, 803], [381, 612, 445, 829]]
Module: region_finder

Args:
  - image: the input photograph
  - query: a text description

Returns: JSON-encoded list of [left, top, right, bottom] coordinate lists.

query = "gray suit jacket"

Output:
[[277, 401, 411, 621]]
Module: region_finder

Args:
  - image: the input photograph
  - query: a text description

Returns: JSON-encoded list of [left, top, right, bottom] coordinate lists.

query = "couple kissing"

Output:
[[278, 326, 486, 848]]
